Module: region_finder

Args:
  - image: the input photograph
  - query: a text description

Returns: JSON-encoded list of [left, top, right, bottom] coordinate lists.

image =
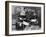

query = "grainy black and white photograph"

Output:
[[5, 1, 45, 35], [12, 6, 41, 31]]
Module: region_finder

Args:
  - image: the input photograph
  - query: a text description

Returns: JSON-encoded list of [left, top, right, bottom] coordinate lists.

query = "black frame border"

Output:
[[5, 1, 45, 36]]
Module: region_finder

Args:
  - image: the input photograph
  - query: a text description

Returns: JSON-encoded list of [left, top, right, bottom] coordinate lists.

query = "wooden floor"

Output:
[[12, 25, 40, 31], [24, 25, 40, 30]]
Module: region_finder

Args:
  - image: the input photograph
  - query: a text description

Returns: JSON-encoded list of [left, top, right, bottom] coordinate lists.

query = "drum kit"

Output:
[[15, 7, 38, 30]]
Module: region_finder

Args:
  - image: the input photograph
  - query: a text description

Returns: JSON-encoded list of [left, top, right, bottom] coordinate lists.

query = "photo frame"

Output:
[[5, 1, 45, 36]]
